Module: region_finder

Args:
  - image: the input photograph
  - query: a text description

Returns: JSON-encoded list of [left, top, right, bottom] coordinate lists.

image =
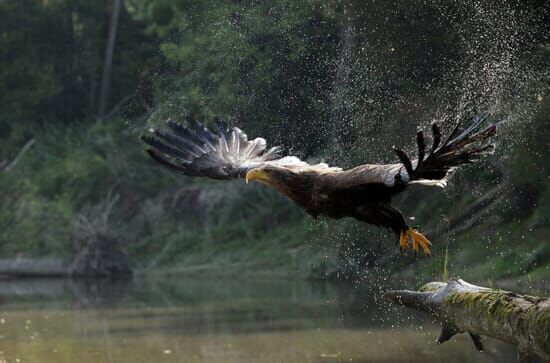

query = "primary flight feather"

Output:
[[141, 115, 497, 255]]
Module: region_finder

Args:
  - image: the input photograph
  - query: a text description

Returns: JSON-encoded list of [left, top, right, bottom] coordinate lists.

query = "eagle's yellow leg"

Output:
[[399, 230, 409, 252], [405, 228, 432, 255]]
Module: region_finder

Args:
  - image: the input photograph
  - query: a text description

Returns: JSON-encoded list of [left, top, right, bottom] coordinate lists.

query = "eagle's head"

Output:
[[245, 164, 298, 186], [245, 165, 315, 206]]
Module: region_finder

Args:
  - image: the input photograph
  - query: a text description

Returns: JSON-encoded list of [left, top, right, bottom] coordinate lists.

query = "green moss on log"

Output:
[[444, 290, 550, 353], [524, 302, 550, 354], [444, 290, 520, 331], [444, 291, 515, 316]]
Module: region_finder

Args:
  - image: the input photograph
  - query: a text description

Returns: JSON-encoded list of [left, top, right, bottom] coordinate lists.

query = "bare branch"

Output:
[[1, 138, 35, 172]]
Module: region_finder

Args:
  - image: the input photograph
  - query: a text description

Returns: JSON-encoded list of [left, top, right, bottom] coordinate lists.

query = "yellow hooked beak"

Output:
[[245, 169, 271, 184]]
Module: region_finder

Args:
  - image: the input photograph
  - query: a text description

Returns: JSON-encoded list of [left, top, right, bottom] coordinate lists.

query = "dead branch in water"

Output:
[[384, 278, 550, 362]]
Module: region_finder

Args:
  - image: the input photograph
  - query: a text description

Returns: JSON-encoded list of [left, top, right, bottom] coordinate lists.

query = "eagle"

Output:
[[141, 115, 497, 256]]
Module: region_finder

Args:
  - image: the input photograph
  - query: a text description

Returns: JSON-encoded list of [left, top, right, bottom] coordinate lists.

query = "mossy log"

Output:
[[384, 278, 550, 362]]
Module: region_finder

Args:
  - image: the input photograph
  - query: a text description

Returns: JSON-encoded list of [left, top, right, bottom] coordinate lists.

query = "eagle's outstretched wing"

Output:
[[324, 114, 497, 189], [142, 115, 496, 188], [141, 118, 281, 179], [141, 118, 340, 179]]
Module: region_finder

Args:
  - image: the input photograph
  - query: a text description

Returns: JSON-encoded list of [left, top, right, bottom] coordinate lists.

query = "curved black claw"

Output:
[[469, 333, 484, 352], [437, 324, 459, 344]]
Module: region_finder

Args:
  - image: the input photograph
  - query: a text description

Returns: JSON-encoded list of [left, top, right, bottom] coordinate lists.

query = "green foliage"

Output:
[[0, 0, 155, 158], [0, 120, 167, 256], [145, 0, 339, 155]]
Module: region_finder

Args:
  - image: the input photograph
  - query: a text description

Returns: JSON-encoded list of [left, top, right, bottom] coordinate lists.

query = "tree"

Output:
[[98, 0, 123, 120]]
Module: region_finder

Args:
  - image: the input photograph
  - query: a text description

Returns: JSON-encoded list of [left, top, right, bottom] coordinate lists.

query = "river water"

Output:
[[0, 277, 518, 363]]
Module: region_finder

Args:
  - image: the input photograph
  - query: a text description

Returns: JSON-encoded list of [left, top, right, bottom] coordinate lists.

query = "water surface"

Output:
[[0, 277, 518, 363]]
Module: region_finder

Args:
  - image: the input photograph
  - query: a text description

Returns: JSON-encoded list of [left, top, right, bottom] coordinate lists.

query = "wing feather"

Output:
[[322, 114, 497, 189], [142, 119, 286, 179]]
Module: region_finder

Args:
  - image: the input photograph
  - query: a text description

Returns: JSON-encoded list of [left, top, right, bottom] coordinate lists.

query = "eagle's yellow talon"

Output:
[[404, 228, 431, 256], [399, 230, 409, 251]]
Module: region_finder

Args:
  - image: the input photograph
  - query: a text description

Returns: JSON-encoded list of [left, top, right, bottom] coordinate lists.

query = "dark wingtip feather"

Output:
[[431, 123, 442, 154], [185, 115, 197, 125], [145, 149, 187, 173], [416, 130, 426, 167], [186, 117, 204, 134], [165, 119, 208, 151], [187, 118, 218, 145], [394, 148, 414, 176], [166, 119, 187, 134], [214, 118, 229, 135], [444, 121, 462, 146], [141, 134, 192, 160], [141, 116, 281, 179], [412, 114, 498, 182], [450, 114, 487, 144]]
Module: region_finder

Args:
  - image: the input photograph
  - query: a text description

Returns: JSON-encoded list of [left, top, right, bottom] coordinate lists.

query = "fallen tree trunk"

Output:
[[0, 257, 68, 277], [384, 278, 550, 362]]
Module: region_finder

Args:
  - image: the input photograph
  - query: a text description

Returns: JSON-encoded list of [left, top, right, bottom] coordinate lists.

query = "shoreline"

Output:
[[0, 257, 546, 295]]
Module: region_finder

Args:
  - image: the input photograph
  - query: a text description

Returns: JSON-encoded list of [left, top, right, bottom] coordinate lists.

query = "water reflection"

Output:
[[0, 277, 518, 362]]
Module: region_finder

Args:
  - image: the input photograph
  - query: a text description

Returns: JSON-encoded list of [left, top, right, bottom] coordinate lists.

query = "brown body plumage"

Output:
[[141, 115, 497, 255]]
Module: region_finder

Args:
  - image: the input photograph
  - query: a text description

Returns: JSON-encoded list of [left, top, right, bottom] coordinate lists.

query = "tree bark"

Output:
[[384, 278, 550, 362], [98, 0, 122, 120]]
